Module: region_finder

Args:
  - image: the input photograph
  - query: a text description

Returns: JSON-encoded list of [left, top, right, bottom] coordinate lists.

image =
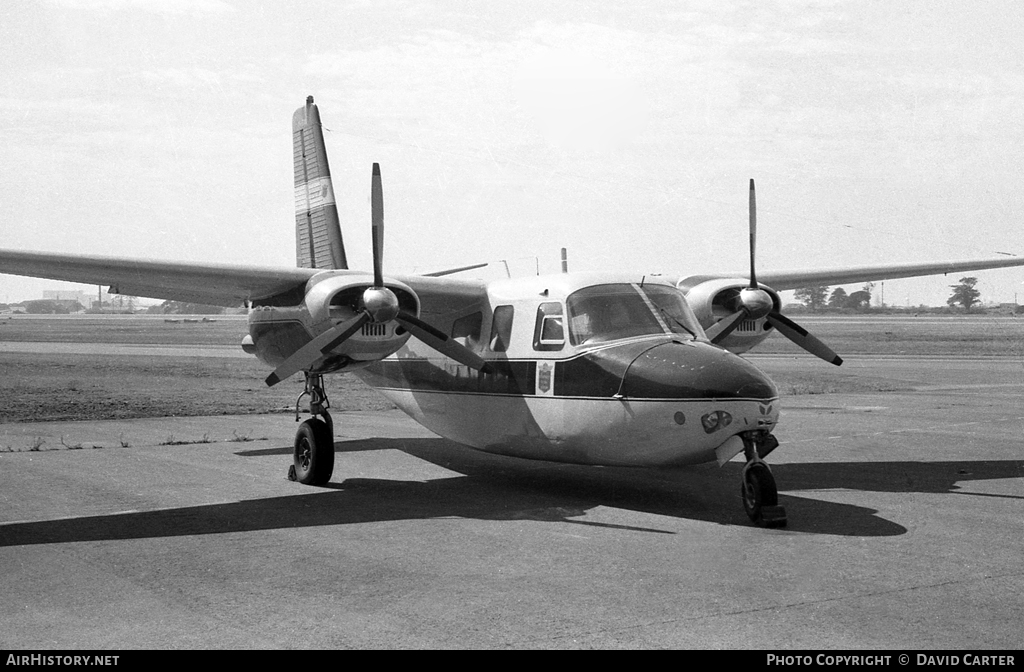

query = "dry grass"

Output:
[[0, 317, 391, 423], [1, 314, 1022, 421], [754, 315, 1024, 358]]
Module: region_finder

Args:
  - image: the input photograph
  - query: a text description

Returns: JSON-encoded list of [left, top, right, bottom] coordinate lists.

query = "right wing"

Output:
[[0, 248, 490, 313], [0, 250, 322, 307]]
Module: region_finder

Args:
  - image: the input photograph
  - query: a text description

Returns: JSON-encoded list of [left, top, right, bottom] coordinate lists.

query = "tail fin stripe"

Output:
[[292, 97, 348, 270]]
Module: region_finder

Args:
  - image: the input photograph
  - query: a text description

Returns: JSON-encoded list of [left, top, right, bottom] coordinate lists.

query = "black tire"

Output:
[[293, 417, 334, 485], [741, 463, 778, 524]]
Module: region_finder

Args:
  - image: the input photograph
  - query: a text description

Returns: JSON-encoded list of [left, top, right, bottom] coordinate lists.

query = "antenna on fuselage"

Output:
[[561, 247, 568, 273]]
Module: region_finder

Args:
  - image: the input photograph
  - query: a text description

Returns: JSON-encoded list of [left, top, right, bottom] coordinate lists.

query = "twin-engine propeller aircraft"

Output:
[[2, 97, 1024, 526]]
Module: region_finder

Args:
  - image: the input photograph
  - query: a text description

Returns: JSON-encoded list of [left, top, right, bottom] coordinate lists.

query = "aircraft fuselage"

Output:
[[357, 338, 779, 467], [248, 271, 781, 468]]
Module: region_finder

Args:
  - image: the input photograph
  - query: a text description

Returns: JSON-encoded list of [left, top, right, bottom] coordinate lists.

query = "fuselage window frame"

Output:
[[533, 301, 565, 351], [451, 311, 483, 350], [489, 305, 514, 352]]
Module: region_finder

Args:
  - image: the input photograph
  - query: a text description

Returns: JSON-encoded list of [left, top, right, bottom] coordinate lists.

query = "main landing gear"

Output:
[[287, 373, 336, 486], [740, 431, 786, 528]]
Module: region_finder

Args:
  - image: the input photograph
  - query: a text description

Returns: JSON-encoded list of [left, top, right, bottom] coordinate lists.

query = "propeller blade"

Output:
[[749, 178, 758, 289], [396, 311, 491, 373], [705, 310, 747, 344], [371, 163, 384, 288], [765, 312, 843, 366], [265, 313, 370, 386]]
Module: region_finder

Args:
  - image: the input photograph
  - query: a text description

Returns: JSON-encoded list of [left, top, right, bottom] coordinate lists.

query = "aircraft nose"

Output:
[[619, 341, 777, 400]]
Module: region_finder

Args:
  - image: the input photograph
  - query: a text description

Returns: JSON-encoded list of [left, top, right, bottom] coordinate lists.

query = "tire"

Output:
[[293, 417, 334, 485], [741, 463, 778, 524]]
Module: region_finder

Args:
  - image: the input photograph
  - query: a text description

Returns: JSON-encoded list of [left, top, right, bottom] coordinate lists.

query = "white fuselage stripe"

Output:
[[368, 385, 778, 403]]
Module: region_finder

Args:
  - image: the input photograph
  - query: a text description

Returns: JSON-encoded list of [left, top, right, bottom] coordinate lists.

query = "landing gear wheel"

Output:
[[742, 463, 786, 527], [291, 415, 334, 485]]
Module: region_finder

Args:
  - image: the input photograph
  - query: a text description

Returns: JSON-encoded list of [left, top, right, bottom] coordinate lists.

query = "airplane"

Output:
[[2, 96, 1024, 527]]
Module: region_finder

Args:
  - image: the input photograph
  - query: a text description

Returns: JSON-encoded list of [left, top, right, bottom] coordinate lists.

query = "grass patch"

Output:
[[1, 314, 1020, 422], [0, 352, 391, 423]]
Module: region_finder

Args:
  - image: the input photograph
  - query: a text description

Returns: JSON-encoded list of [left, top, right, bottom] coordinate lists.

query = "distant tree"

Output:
[[159, 300, 226, 315], [113, 295, 139, 312], [828, 287, 848, 309], [844, 290, 872, 311], [947, 277, 981, 312], [794, 286, 829, 310], [21, 299, 82, 314]]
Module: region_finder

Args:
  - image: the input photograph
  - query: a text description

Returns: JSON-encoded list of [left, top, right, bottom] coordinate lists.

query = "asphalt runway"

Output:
[[0, 342, 246, 357], [1, 355, 1022, 649]]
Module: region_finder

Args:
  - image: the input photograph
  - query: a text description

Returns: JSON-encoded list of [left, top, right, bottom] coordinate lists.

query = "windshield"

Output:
[[566, 283, 707, 346]]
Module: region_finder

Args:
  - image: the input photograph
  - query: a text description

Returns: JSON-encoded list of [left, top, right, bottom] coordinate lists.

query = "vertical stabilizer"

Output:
[[293, 96, 348, 269]]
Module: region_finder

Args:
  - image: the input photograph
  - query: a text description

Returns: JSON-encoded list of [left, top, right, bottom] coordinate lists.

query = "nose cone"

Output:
[[621, 341, 777, 400]]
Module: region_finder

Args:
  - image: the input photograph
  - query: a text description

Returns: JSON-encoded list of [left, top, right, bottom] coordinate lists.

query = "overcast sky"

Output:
[[2, 0, 1024, 307]]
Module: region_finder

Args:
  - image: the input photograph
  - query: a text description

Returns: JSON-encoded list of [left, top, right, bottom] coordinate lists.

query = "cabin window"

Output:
[[489, 305, 514, 352], [451, 311, 483, 348], [533, 302, 565, 351]]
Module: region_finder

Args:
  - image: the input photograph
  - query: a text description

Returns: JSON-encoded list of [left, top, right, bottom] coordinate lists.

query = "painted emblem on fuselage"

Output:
[[536, 361, 553, 395]]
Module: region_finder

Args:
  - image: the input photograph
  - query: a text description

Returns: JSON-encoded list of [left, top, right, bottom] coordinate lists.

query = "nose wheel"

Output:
[[740, 432, 787, 527], [291, 414, 334, 485], [287, 373, 336, 485]]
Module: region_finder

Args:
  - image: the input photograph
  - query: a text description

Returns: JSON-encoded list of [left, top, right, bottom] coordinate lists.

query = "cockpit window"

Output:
[[566, 283, 706, 346], [640, 284, 707, 341]]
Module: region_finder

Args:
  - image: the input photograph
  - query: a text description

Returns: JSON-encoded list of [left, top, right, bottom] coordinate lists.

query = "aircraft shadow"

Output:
[[7, 436, 1019, 546]]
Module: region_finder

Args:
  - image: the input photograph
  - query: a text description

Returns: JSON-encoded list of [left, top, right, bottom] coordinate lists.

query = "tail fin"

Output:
[[293, 96, 348, 269]]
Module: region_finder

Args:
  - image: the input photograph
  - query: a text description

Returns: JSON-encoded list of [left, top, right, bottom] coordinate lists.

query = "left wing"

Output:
[[680, 256, 1024, 292], [0, 250, 321, 307], [759, 257, 1024, 291]]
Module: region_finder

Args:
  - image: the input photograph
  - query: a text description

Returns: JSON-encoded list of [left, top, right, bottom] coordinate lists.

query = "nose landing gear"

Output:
[[740, 431, 786, 527], [287, 373, 336, 486]]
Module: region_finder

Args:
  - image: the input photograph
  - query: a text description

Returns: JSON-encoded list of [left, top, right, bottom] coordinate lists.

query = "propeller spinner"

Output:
[[705, 179, 842, 367], [266, 164, 490, 386]]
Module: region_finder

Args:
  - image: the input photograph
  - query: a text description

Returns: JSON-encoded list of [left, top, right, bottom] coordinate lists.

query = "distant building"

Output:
[[43, 288, 111, 310], [43, 289, 87, 302]]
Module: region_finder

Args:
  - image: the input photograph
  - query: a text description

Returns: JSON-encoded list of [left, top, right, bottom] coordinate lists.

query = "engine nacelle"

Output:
[[246, 272, 418, 372], [677, 276, 781, 354]]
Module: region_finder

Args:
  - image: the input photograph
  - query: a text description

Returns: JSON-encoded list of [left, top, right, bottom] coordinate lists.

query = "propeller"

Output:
[[763, 312, 842, 366], [264, 312, 369, 386], [706, 179, 842, 366], [266, 163, 491, 386]]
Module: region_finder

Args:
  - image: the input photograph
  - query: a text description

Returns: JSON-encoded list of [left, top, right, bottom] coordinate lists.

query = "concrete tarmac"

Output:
[[1, 356, 1022, 649]]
